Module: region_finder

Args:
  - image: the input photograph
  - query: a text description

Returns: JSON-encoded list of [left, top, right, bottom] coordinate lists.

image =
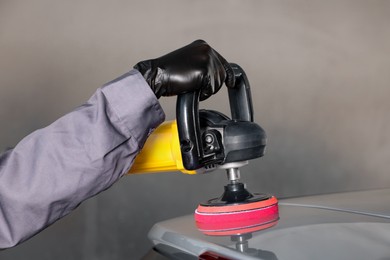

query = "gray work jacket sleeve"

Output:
[[0, 69, 165, 248]]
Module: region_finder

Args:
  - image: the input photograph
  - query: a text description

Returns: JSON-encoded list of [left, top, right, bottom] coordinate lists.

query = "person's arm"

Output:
[[0, 39, 234, 249], [0, 70, 165, 248]]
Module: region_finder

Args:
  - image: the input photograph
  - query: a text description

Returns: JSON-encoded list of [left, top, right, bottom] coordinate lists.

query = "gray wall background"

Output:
[[1, 0, 390, 259]]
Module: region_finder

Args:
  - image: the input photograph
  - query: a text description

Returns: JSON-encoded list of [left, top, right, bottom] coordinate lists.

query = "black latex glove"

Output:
[[134, 40, 235, 100]]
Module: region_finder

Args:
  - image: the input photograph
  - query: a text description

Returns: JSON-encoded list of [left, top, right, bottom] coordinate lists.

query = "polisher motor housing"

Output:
[[198, 109, 267, 169]]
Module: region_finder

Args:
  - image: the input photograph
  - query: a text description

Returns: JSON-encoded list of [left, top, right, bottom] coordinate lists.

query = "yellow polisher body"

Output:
[[128, 120, 195, 175]]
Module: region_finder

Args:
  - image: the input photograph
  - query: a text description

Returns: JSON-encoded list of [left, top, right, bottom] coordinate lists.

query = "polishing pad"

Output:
[[195, 195, 279, 236]]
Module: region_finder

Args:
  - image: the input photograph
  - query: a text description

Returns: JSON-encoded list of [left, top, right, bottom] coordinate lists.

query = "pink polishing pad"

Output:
[[194, 196, 279, 236]]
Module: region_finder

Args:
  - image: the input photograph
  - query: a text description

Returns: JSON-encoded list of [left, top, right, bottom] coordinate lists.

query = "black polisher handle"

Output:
[[176, 63, 254, 170], [228, 63, 254, 122], [176, 91, 202, 170]]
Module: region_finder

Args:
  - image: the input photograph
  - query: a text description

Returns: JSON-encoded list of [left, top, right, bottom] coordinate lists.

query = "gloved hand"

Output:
[[134, 40, 235, 100]]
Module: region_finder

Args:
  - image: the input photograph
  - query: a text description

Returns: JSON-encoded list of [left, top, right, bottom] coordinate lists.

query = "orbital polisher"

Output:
[[129, 64, 279, 236]]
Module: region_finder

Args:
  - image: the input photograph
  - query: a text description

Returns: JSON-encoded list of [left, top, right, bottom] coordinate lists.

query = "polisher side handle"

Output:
[[228, 63, 254, 122], [177, 63, 254, 170], [176, 90, 202, 170]]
